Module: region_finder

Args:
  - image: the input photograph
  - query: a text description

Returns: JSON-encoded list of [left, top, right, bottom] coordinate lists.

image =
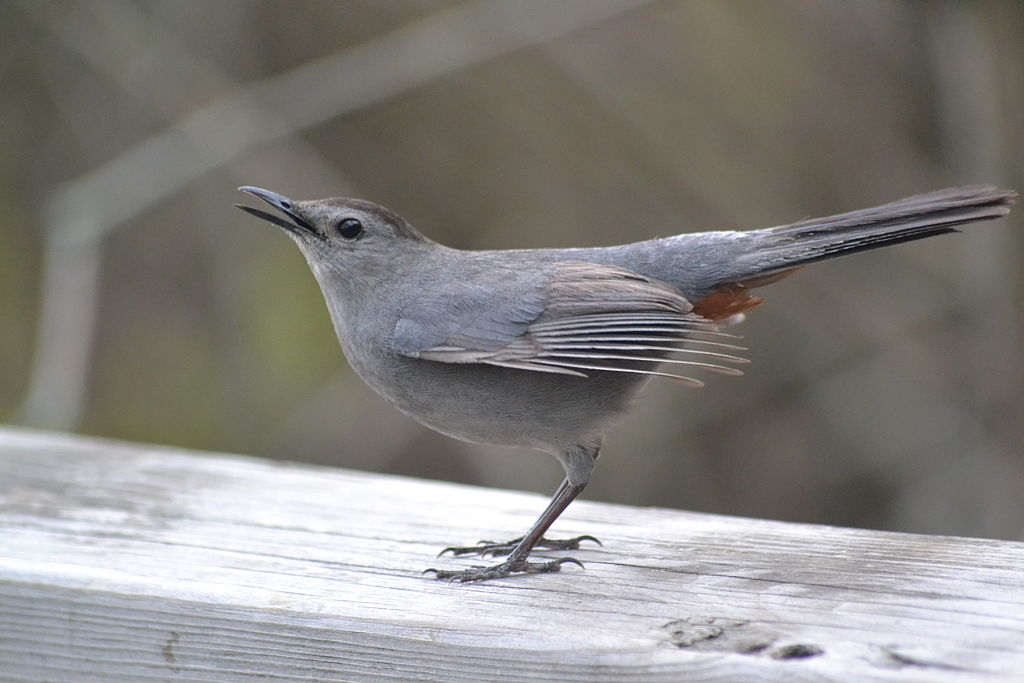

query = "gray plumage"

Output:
[[237, 184, 1015, 581]]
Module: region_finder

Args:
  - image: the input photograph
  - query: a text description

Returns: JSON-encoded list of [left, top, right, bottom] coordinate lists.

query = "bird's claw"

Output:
[[424, 556, 584, 582], [438, 534, 601, 558]]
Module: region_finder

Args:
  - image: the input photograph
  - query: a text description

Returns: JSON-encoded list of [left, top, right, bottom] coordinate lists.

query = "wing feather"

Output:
[[398, 260, 748, 384]]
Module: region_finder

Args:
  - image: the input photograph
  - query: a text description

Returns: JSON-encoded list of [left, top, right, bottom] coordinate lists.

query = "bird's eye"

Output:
[[335, 218, 364, 240]]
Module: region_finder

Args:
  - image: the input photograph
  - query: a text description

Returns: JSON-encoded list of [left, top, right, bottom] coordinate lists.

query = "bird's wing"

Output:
[[393, 261, 748, 387]]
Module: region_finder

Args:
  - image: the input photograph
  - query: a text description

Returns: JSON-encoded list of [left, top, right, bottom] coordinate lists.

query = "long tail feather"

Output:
[[737, 185, 1015, 279]]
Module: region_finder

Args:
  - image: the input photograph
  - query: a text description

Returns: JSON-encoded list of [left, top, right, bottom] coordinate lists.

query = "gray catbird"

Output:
[[237, 185, 1015, 582]]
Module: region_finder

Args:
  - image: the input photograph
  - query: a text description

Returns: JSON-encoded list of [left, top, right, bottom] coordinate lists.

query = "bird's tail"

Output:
[[690, 186, 1015, 320], [737, 185, 1015, 279]]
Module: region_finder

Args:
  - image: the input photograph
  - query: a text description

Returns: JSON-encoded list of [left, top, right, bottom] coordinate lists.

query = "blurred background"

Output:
[[2, 0, 1022, 541]]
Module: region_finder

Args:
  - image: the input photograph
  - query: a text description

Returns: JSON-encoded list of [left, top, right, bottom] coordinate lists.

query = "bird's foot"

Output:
[[438, 534, 601, 558], [424, 556, 583, 582]]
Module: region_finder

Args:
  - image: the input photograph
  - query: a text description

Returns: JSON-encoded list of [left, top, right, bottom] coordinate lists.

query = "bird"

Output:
[[237, 184, 1015, 582]]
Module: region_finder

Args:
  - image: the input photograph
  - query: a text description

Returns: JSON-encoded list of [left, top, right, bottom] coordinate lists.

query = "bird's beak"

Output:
[[236, 186, 321, 239]]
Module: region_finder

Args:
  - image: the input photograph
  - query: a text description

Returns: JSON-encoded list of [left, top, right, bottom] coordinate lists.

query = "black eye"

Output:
[[335, 218, 364, 240]]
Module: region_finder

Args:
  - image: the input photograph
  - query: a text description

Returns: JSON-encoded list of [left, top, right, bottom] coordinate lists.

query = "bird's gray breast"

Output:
[[324, 257, 649, 453], [359, 350, 647, 453]]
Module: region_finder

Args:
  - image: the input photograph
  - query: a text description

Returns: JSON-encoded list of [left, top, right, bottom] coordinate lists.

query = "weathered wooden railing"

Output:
[[1, 427, 1022, 681]]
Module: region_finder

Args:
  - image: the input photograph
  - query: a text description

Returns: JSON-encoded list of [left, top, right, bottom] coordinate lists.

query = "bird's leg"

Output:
[[438, 478, 601, 557], [426, 444, 598, 582], [426, 479, 589, 581]]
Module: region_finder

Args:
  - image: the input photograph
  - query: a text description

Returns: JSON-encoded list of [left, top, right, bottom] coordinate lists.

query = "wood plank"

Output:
[[1, 426, 1022, 681]]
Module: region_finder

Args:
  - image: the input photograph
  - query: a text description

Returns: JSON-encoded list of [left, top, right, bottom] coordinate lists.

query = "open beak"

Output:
[[236, 186, 321, 239]]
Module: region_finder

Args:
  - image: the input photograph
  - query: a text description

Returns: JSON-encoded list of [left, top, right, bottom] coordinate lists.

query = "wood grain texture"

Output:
[[1, 427, 1022, 682]]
